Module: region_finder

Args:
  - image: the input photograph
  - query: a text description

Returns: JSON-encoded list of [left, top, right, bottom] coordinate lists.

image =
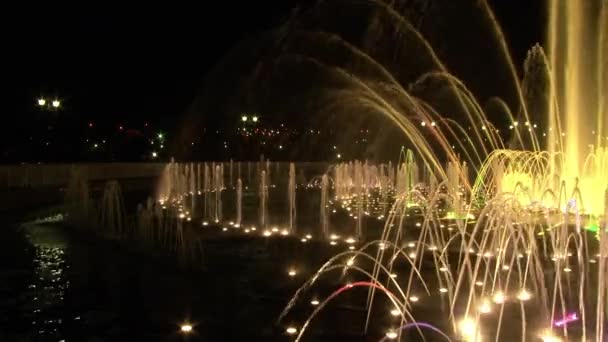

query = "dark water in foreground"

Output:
[[0, 219, 296, 341], [0, 213, 384, 342]]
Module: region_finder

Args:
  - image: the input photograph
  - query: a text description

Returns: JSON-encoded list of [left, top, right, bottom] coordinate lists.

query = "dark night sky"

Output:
[[4, 2, 303, 126], [3, 1, 543, 143]]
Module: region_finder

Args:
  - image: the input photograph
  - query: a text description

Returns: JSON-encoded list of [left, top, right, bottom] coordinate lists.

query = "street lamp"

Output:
[[52, 100, 61, 108], [37, 98, 46, 106], [242, 115, 248, 122], [252, 116, 259, 123]]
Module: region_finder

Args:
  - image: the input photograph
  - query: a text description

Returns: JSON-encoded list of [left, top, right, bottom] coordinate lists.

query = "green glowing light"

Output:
[[585, 223, 600, 233]]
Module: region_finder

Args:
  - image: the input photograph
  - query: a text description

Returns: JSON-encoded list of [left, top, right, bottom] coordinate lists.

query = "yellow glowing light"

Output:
[[180, 324, 193, 333], [280, 229, 289, 236], [517, 289, 532, 301], [346, 258, 354, 266], [288, 269, 296, 277], [345, 237, 356, 244], [286, 327, 297, 335], [439, 287, 448, 293], [330, 241, 337, 245], [202, 221, 208, 226], [37, 98, 46, 106], [305, 234, 312, 239], [390, 308, 401, 316], [222, 227, 228, 231], [52, 100, 60, 108], [310, 299, 319, 306], [479, 300, 492, 314], [241, 116, 248, 122], [493, 292, 506, 304], [385, 330, 398, 339], [409, 296, 419, 302], [263, 230, 271, 237], [252, 116, 258, 122], [539, 331, 562, 342], [459, 318, 478, 339]]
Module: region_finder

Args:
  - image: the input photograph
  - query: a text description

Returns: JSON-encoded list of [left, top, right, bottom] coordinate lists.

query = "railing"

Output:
[[0, 162, 332, 189], [0, 163, 166, 188]]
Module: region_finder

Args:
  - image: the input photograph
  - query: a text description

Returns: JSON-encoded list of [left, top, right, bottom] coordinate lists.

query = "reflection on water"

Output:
[[29, 245, 69, 338], [20, 223, 72, 339], [2, 221, 303, 341]]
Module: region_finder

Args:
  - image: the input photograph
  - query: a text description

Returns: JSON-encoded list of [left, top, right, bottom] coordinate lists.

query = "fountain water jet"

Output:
[[288, 163, 296, 234], [259, 170, 268, 228], [236, 178, 242, 227]]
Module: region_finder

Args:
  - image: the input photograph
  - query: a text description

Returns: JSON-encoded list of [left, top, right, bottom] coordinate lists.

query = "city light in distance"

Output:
[[37, 98, 46, 106]]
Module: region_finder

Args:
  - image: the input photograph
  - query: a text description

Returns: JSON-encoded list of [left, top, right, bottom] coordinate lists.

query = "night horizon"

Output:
[[4, 0, 544, 163]]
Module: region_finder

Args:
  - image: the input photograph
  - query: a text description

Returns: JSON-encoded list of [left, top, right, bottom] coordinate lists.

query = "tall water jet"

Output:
[[189, 163, 196, 217], [547, 0, 608, 214], [266, 159, 271, 185], [214, 164, 222, 223], [100, 180, 126, 238], [259, 170, 268, 228], [288, 163, 296, 234], [64, 166, 90, 227], [204, 163, 210, 219], [236, 178, 243, 227], [229, 159, 234, 188], [320, 174, 329, 239]]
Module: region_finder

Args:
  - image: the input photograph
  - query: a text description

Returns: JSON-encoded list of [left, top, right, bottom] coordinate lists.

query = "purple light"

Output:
[[553, 312, 578, 327]]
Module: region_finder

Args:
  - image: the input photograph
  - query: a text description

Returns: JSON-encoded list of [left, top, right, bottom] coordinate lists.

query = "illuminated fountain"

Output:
[[288, 163, 296, 233], [320, 173, 329, 239], [268, 0, 607, 341], [259, 170, 268, 228], [64, 166, 91, 227], [99, 180, 126, 238], [214, 164, 222, 223], [236, 178, 243, 227], [144, 3, 605, 338]]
